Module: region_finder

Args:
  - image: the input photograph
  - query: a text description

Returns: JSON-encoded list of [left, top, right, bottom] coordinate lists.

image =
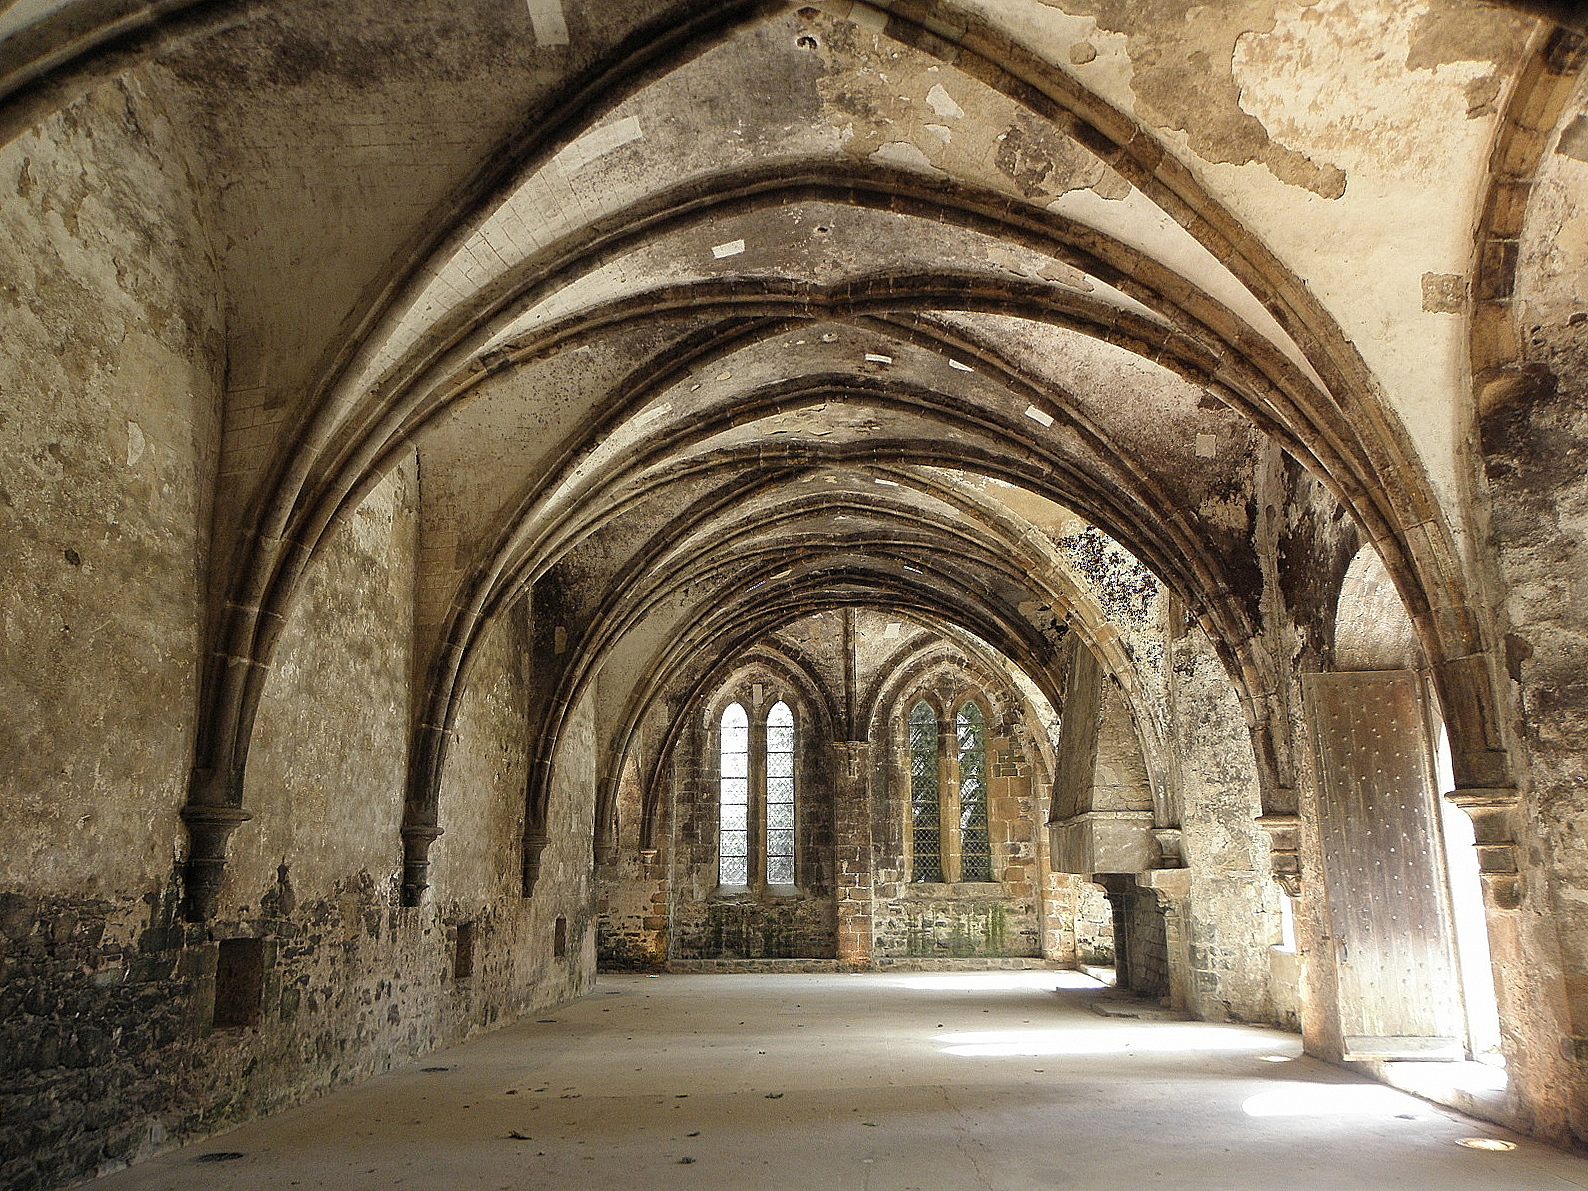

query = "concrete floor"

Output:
[[90, 971, 1588, 1191]]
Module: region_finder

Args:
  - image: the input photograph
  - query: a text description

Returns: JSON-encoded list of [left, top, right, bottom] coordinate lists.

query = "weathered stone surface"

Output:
[[6, 2, 1588, 1181], [0, 76, 219, 897]]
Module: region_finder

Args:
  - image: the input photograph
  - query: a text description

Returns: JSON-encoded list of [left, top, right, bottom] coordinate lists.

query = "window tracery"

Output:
[[906, 692, 997, 884], [715, 695, 798, 889]]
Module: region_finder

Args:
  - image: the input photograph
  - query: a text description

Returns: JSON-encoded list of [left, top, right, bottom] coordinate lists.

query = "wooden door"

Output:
[[1306, 671, 1465, 1060]]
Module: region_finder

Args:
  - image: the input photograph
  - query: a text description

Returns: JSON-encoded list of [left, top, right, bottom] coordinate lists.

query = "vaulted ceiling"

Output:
[[2, 0, 1565, 824]]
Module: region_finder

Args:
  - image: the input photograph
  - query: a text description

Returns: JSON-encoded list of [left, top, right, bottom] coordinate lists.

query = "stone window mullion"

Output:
[[940, 712, 963, 884], [750, 717, 767, 889]]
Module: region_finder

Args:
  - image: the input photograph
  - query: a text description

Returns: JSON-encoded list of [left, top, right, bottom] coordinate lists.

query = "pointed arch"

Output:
[[909, 699, 943, 883], [956, 700, 991, 883], [717, 701, 750, 887], [765, 700, 796, 885]]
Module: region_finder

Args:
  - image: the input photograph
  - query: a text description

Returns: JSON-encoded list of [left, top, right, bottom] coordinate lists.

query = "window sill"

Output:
[[710, 884, 806, 903], [904, 881, 1003, 895]]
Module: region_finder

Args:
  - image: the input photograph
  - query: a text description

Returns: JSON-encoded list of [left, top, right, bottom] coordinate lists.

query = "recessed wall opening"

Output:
[[1277, 892, 1297, 953], [454, 921, 476, 980], [1435, 725, 1503, 1061], [554, 915, 568, 958], [212, 938, 266, 1029]]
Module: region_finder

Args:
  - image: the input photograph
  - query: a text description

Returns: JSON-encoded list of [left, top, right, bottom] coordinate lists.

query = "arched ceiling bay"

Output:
[[45, 0, 1541, 817]]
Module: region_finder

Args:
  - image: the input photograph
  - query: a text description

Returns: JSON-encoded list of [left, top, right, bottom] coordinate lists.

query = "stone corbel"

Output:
[[1257, 813, 1302, 899], [594, 811, 617, 867], [399, 824, 445, 907], [1150, 827, 1183, 869], [180, 801, 253, 923], [1445, 787, 1523, 910], [521, 824, 551, 896]]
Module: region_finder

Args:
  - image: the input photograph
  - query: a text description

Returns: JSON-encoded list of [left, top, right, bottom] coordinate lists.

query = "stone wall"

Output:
[[0, 74, 220, 902], [666, 715, 838, 959], [1478, 94, 1588, 1142], [0, 461, 600, 1190], [1111, 880, 1171, 1001], [871, 893, 1038, 959], [0, 76, 223, 1190], [1168, 628, 1284, 1024], [0, 142, 598, 1190], [870, 714, 1054, 965], [871, 727, 1046, 959], [1039, 874, 1115, 965]]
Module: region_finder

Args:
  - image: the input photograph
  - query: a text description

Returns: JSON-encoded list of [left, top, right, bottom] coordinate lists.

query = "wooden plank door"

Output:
[[1306, 671, 1466, 1060]]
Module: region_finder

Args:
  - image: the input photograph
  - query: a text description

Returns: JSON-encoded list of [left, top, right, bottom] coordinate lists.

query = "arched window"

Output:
[[765, 702, 796, 884], [718, 702, 749, 886], [909, 701, 943, 882], [715, 695, 798, 889], [956, 701, 991, 881]]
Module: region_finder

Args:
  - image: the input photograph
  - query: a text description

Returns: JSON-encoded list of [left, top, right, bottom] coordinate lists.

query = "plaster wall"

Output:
[[970, 0, 1533, 535], [236, 458, 416, 904], [0, 77, 223, 1189], [0, 74, 219, 896], [1, 342, 596, 1187]]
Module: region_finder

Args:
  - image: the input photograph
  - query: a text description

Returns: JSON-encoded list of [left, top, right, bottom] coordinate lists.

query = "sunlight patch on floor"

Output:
[[896, 971, 1105, 992], [938, 1024, 1286, 1057]]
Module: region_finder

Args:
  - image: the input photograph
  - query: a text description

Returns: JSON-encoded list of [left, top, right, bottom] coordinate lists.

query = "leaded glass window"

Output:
[[957, 701, 991, 881], [765, 701, 795, 884], [719, 702, 749, 885], [909, 701, 942, 881]]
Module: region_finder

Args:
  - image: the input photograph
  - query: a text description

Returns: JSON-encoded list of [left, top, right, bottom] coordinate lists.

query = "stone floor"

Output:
[[87, 971, 1588, 1191]]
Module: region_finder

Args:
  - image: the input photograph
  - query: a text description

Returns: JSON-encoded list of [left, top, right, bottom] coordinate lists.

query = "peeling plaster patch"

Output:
[[994, 115, 1102, 199], [633, 402, 674, 425], [868, 140, 947, 178], [874, 478, 899, 487], [126, 421, 146, 467], [926, 83, 964, 120], [1048, 0, 1346, 198], [1038, 260, 1096, 291], [850, 3, 888, 33], [1558, 115, 1588, 164], [865, 353, 893, 364], [712, 239, 746, 259], [884, 622, 902, 638], [1024, 405, 1054, 428], [1070, 42, 1098, 65], [1464, 74, 1500, 120], [1405, 5, 1530, 74], [949, 359, 974, 372], [1091, 169, 1131, 201], [554, 115, 642, 174], [524, 0, 569, 46], [1232, 1, 1520, 187], [1195, 433, 1218, 458], [1421, 273, 1466, 314], [924, 123, 952, 145]]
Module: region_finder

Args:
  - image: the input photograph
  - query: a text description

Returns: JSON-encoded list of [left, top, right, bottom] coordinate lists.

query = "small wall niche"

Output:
[[212, 938, 266, 1029], [553, 915, 568, 958], [454, 921, 476, 980]]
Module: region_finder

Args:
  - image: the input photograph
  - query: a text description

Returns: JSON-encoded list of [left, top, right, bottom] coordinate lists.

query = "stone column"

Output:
[[833, 741, 874, 967], [1140, 868, 1192, 1012]]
